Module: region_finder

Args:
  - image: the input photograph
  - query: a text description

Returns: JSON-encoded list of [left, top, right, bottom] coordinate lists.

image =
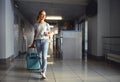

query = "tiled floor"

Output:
[[0, 55, 120, 82]]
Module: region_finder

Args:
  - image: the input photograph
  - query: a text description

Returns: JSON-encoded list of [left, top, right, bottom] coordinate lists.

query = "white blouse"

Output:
[[34, 22, 50, 40]]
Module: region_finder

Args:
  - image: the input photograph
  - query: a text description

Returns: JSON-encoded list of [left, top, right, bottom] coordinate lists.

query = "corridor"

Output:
[[0, 0, 120, 82], [0, 55, 120, 82]]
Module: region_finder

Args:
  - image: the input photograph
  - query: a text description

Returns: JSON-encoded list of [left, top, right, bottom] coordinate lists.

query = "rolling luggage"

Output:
[[26, 48, 40, 70]]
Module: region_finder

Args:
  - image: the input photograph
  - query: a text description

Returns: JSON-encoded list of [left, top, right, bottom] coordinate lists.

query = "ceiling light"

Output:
[[49, 25, 54, 28], [46, 16, 62, 20]]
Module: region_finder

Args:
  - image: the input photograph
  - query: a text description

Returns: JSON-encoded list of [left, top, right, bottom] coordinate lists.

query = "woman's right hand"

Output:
[[28, 42, 35, 48]]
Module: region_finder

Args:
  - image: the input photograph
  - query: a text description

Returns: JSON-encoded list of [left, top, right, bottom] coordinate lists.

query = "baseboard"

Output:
[[0, 54, 15, 65], [87, 53, 105, 61]]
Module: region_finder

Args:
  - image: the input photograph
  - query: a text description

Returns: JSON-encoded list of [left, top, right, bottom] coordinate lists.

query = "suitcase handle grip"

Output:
[[27, 47, 37, 53]]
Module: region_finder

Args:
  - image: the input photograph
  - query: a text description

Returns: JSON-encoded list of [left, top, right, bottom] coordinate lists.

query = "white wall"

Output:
[[88, 15, 97, 56], [5, 0, 14, 58], [88, 0, 110, 57], [0, 0, 14, 59], [97, 0, 110, 56], [23, 22, 34, 47], [61, 31, 82, 59], [0, 0, 6, 58], [0, 0, 33, 60], [88, 0, 120, 57], [14, 5, 34, 54], [110, 0, 120, 36]]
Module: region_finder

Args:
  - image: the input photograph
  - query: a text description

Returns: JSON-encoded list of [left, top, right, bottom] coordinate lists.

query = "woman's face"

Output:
[[39, 11, 46, 21]]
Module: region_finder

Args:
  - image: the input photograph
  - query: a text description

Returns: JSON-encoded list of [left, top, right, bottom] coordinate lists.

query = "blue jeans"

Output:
[[36, 39, 49, 73]]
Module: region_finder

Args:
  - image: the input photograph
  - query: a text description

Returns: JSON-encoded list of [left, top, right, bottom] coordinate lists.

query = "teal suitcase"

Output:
[[26, 52, 40, 70]]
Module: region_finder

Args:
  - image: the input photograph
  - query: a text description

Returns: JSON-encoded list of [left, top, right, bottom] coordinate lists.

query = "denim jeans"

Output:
[[36, 39, 49, 73]]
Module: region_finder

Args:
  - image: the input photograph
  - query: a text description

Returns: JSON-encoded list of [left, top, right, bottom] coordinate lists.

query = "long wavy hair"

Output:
[[36, 10, 46, 22]]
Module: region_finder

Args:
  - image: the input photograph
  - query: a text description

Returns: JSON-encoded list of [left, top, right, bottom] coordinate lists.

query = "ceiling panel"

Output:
[[15, 0, 88, 5], [14, 0, 89, 24]]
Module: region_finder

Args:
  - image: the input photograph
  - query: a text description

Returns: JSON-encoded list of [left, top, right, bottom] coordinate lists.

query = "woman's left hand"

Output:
[[44, 31, 51, 36]]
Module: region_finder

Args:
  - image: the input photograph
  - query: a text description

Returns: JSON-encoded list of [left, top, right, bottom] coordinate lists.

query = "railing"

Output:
[[103, 36, 120, 63], [53, 34, 63, 59]]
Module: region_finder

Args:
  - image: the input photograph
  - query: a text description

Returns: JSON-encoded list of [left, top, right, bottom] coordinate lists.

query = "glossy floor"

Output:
[[0, 55, 120, 82]]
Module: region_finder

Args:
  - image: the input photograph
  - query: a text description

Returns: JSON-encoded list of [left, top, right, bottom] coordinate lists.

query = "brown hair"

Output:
[[36, 10, 46, 22]]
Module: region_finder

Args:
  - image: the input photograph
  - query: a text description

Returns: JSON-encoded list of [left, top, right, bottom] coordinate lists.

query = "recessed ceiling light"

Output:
[[49, 25, 54, 28], [46, 16, 62, 20]]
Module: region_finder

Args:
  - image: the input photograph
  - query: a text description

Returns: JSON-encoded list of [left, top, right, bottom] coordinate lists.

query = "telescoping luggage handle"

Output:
[[27, 47, 38, 57], [28, 47, 37, 53]]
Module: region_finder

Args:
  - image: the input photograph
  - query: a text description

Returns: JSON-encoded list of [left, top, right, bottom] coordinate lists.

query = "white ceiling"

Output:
[[15, 0, 88, 5], [14, 0, 89, 24]]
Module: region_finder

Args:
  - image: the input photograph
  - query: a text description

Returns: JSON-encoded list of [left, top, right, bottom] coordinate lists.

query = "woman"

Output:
[[29, 10, 51, 80]]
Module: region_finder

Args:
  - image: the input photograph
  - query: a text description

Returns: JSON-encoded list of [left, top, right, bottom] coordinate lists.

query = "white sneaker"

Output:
[[42, 73, 46, 77], [40, 73, 46, 80]]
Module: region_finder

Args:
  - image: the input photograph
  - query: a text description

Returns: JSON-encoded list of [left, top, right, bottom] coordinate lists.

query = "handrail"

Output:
[[102, 36, 120, 63], [103, 36, 120, 38]]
